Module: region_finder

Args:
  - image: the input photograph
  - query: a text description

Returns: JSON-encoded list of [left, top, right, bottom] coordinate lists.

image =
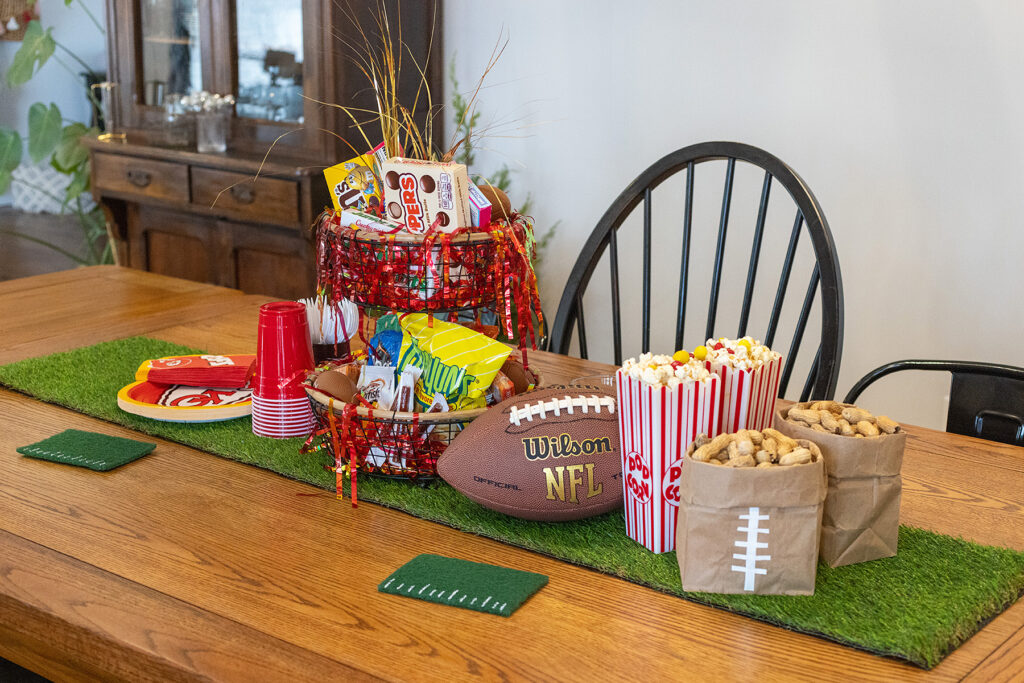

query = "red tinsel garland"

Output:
[[313, 209, 543, 351]]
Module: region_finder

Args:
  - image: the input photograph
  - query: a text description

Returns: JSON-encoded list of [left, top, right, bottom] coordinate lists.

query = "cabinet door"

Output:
[[107, 0, 442, 160], [139, 0, 205, 103], [107, 0, 212, 129], [228, 221, 315, 299], [224, 0, 442, 162], [127, 204, 231, 286]]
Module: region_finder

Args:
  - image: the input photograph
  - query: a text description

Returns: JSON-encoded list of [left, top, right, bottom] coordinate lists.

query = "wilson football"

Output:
[[437, 384, 623, 522]]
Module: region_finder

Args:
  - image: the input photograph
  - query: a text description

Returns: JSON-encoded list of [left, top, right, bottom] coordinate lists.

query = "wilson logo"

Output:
[[399, 173, 424, 231], [522, 433, 612, 461]]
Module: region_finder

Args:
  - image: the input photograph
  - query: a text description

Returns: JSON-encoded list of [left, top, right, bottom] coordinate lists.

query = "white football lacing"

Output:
[[508, 395, 615, 426]]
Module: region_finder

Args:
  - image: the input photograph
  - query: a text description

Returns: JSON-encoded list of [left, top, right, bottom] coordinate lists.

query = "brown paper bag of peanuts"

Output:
[[774, 402, 906, 568], [676, 439, 827, 595]]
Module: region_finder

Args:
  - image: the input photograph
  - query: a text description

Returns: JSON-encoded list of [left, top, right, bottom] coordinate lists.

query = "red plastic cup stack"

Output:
[[252, 301, 316, 438]]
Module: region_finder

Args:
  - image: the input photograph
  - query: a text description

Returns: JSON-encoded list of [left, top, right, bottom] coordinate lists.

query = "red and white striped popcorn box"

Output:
[[616, 369, 721, 554], [707, 356, 783, 434]]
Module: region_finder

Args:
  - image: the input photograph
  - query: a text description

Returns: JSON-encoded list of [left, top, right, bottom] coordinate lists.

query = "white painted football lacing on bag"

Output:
[[508, 395, 616, 426], [731, 506, 771, 591]]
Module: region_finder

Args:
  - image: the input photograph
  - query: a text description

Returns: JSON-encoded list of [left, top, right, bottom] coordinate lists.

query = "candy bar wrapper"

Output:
[[422, 392, 449, 438], [339, 208, 402, 234], [365, 366, 425, 470], [380, 158, 471, 233], [676, 442, 826, 595], [616, 370, 721, 553], [486, 370, 516, 406], [774, 404, 906, 567], [395, 366, 422, 413], [707, 355, 783, 433], [358, 364, 396, 407]]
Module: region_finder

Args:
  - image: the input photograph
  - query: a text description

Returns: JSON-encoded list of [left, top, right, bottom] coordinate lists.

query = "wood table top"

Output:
[[1, 267, 1022, 682]]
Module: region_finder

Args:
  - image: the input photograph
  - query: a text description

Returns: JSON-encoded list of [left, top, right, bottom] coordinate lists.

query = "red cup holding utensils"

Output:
[[252, 301, 316, 438]]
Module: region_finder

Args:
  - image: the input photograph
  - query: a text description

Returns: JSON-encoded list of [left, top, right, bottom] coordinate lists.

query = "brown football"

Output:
[[437, 384, 623, 522]]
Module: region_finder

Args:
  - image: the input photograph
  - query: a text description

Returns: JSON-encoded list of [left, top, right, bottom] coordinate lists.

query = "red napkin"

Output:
[[137, 354, 256, 388]]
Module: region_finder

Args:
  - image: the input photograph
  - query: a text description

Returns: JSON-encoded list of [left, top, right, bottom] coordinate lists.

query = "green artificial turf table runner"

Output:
[[2, 336, 1023, 669]]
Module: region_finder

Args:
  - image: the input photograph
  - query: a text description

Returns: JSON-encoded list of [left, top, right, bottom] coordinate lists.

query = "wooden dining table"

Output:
[[0, 266, 1022, 682]]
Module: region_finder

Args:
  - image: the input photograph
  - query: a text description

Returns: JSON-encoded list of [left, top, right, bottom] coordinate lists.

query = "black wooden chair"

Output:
[[548, 141, 844, 400], [845, 361, 1024, 446]]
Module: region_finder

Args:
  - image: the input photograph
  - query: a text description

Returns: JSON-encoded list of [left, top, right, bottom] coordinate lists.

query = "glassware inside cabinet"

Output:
[[139, 0, 202, 105], [234, 0, 305, 123]]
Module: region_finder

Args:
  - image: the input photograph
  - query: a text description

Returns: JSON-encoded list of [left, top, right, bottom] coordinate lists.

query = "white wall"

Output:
[[0, 0, 107, 204], [445, 0, 1024, 430]]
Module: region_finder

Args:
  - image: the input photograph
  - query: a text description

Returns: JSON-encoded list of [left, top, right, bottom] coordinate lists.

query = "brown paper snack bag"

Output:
[[676, 439, 826, 595], [774, 403, 906, 568]]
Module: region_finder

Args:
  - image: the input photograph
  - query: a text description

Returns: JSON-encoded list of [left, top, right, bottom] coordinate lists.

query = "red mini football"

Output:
[[437, 384, 623, 522]]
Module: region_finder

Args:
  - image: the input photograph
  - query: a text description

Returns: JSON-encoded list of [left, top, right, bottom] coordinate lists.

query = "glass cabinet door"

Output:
[[234, 0, 305, 123], [139, 0, 203, 106]]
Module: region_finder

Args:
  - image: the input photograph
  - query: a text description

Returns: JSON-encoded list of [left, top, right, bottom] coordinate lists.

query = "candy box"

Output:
[[616, 368, 721, 554], [467, 183, 492, 227], [676, 439, 826, 595], [380, 158, 471, 233], [324, 143, 385, 213], [774, 403, 906, 567]]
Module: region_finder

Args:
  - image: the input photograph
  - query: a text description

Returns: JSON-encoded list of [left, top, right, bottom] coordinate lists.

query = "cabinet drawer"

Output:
[[191, 167, 299, 225], [93, 153, 189, 203]]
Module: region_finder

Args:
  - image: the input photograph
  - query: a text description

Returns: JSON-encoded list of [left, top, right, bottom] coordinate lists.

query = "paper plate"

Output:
[[117, 380, 252, 422]]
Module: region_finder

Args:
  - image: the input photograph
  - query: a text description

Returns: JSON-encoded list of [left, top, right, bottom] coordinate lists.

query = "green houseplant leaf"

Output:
[[52, 122, 93, 173], [28, 102, 62, 163], [0, 127, 24, 194], [63, 164, 90, 205], [5, 21, 56, 87]]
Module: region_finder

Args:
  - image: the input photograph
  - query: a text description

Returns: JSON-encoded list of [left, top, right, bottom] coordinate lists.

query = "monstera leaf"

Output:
[[28, 102, 62, 164], [6, 21, 56, 87], [52, 122, 95, 173], [0, 127, 24, 194]]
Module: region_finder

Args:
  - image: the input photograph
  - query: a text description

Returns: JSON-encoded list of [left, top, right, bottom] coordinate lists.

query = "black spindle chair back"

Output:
[[845, 361, 1024, 446], [548, 141, 844, 400]]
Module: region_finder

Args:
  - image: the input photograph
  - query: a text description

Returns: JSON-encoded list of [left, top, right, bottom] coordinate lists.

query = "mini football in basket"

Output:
[[437, 384, 623, 522]]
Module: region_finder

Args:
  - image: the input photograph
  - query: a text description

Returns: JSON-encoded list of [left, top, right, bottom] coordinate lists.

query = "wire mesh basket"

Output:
[[315, 210, 506, 314], [305, 384, 484, 484], [304, 369, 542, 484]]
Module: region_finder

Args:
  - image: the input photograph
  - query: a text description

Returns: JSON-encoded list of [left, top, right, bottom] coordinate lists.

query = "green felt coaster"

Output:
[[379, 554, 548, 617], [18, 429, 157, 471]]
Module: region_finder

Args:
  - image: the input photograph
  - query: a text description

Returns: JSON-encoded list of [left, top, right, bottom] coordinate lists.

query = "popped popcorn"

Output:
[[621, 352, 712, 387], [702, 337, 780, 371]]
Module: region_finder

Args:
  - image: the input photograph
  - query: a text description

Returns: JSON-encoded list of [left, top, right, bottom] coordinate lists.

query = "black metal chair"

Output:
[[548, 141, 844, 400], [844, 361, 1024, 446]]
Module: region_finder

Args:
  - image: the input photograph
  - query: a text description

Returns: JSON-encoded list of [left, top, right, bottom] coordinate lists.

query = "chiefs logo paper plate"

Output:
[[118, 381, 252, 422], [118, 354, 254, 422]]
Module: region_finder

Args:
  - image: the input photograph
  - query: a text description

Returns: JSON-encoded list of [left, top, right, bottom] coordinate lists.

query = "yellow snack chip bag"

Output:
[[397, 313, 512, 410]]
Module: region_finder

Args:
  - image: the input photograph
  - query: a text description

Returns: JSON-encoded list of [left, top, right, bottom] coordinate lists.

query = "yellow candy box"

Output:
[[323, 142, 386, 213]]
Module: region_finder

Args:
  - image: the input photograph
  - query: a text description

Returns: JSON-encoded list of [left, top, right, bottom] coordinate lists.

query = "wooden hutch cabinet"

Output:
[[87, 0, 442, 299]]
